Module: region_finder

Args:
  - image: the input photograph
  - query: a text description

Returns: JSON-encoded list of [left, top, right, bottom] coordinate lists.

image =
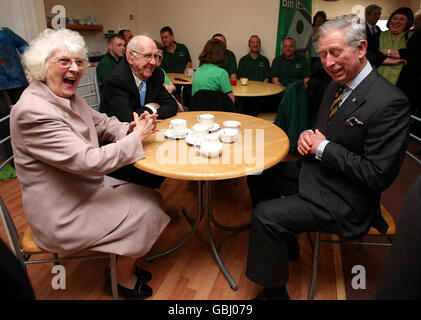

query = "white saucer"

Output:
[[209, 123, 220, 132], [164, 128, 192, 139], [186, 135, 201, 146]]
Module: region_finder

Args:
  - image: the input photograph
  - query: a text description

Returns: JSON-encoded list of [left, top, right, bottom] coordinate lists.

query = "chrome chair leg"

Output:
[[307, 232, 320, 300]]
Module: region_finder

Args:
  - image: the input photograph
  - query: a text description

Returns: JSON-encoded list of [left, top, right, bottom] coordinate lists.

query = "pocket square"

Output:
[[345, 116, 364, 127]]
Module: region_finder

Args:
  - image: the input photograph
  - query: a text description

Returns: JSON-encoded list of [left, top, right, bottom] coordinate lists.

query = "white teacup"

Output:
[[197, 113, 215, 130], [220, 128, 239, 143], [240, 77, 248, 86], [222, 120, 241, 129], [205, 132, 220, 142], [191, 123, 208, 142], [194, 140, 222, 158], [169, 118, 187, 135]]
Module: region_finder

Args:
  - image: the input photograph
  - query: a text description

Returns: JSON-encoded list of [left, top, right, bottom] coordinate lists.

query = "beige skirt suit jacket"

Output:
[[10, 80, 170, 257]]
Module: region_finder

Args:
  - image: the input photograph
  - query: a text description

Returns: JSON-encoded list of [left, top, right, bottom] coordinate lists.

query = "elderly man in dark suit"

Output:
[[100, 35, 178, 188], [246, 14, 411, 300]]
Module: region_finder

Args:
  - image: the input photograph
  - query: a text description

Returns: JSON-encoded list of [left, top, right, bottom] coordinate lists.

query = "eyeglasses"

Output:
[[131, 50, 162, 63], [55, 57, 87, 69]]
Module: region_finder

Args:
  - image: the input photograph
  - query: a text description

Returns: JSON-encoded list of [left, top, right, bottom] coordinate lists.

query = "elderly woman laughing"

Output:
[[10, 28, 170, 300]]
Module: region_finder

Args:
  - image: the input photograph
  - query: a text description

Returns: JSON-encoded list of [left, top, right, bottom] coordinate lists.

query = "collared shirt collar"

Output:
[[340, 61, 372, 104], [345, 61, 372, 91], [132, 72, 143, 89]]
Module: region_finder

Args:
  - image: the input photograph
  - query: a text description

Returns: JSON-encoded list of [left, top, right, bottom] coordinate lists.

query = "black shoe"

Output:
[[104, 272, 153, 300], [105, 266, 152, 283], [252, 292, 268, 300], [135, 266, 152, 283], [262, 286, 290, 300]]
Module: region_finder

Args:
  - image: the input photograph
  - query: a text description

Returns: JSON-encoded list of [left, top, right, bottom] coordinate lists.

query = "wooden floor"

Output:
[[0, 158, 342, 300]]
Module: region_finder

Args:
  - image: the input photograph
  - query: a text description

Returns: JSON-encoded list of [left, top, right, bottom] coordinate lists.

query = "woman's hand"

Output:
[[131, 112, 162, 141]]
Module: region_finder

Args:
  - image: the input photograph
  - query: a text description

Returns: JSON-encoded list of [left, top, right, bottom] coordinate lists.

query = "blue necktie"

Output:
[[139, 81, 146, 106]]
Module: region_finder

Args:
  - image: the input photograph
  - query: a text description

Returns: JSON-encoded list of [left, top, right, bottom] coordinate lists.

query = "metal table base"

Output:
[[146, 180, 250, 291]]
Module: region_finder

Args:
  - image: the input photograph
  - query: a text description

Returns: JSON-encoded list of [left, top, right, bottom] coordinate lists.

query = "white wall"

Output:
[[0, 0, 46, 42], [138, 0, 280, 69]]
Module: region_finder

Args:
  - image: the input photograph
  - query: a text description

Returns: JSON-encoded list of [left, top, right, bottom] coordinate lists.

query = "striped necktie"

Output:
[[329, 84, 345, 121], [139, 81, 146, 106]]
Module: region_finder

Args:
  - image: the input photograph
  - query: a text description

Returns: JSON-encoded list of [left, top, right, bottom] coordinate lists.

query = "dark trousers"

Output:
[[246, 161, 336, 287]]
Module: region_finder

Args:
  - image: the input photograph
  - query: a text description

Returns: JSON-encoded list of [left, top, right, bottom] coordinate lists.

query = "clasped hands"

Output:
[[129, 111, 162, 140], [297, 129, 326, 156]]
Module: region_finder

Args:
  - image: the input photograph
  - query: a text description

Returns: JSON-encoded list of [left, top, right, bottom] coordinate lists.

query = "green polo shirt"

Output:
[[271, 54, 310, 86], [220, 49, 237, 76], [192, 63, 232, 96], [238, 53, 270, 81], [96, 52, 121, 91], [161, 42, 191, 73]]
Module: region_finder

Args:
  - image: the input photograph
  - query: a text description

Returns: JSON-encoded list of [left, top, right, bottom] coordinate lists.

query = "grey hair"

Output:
[[126, 36, 139, 52], [22, 28, 88, 83], [126, 35, 157, 54], [317, 14, 366, 50]]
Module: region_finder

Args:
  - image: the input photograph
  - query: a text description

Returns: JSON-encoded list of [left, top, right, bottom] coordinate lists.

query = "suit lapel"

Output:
[[316, 82, 336, 133], [120, 59, 140, 102], [326, 70, 377, 137]]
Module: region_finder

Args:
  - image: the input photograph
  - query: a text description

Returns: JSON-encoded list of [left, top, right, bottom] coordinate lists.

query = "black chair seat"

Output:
[[189, 90, 238, 113]]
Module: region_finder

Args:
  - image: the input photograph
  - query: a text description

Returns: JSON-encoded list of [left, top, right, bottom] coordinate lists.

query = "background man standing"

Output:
[[96, 35, 126, 92], [365, 4, 384, 67], [246, 15, 411, 300]]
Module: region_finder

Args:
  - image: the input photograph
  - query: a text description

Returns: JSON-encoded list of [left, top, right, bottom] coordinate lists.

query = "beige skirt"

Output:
[[87, 177, 170, 257]]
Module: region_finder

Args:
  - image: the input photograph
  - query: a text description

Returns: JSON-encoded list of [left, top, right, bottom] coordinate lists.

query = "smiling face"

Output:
[[249, 36, 261, 54], [318, 29, 367, 84], [160, 31, 174, 48], [45, 47, 84, 98], [389, 13, 409, 35], [127, 36, 158, 81], [282, 38, 296, 60]]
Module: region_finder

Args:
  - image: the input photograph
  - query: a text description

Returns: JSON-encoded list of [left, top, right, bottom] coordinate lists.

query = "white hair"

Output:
[[23, 28, 88, 83], [318, 14, 366, 50]]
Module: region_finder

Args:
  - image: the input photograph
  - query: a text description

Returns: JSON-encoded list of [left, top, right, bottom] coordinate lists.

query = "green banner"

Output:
[[275, 0, 312, 56]]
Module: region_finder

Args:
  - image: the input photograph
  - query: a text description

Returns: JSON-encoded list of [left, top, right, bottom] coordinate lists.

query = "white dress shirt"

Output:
[[132, 72, 158, 114]]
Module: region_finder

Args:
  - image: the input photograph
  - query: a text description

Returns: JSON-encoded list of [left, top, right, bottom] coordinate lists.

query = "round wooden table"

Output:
[[232, 80, 283, 97], [134, 111, 289, 290], [166, 73, 192, 85], [166, 73, 192, 105], [232, 80, 283, 113]]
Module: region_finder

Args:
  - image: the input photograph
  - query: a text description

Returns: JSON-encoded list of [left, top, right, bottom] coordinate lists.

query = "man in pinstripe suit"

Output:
[[246, 15, 411, 300]]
